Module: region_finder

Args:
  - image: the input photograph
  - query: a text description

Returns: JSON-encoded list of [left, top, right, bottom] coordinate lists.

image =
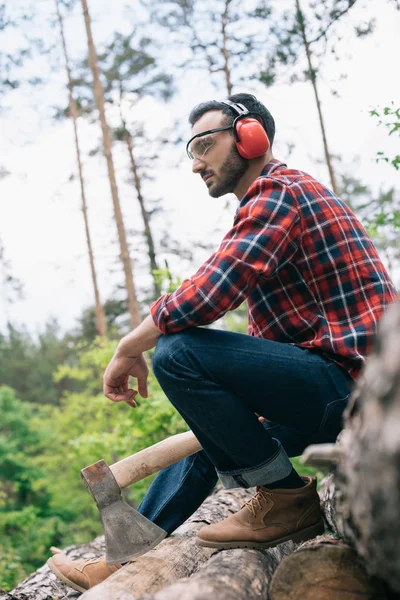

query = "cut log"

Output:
[[139, 545, 292, 600], [80, 486, 275, 600], [269, 538, 389, 600]]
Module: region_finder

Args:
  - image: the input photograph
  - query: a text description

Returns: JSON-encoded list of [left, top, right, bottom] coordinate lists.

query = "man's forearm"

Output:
[[115, 314, 163, 357]]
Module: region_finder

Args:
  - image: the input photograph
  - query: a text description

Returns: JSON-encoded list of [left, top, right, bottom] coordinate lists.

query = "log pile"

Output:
[[3, 302, 400, 599]]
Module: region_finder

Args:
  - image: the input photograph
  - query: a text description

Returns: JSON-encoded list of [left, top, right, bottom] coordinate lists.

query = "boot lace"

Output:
[[81, 556, 102, 568], [242, 488, 272, 518]]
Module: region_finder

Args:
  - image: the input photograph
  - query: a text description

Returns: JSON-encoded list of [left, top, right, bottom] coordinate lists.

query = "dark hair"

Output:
[[188, 93, 275, 147]]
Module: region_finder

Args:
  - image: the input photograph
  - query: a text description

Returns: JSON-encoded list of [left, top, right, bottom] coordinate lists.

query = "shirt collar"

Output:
[[260, 158, 287, 177], [236, 159, 287, 211]]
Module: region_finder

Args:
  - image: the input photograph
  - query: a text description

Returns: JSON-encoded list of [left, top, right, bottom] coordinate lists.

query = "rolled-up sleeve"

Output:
[[150, 178, 300, 334]]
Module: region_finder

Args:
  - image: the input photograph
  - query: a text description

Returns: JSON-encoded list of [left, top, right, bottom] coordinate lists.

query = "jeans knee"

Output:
[[153, 335, 173, 375], [152, 329, 201, 383], [152, 332, 188, 377]]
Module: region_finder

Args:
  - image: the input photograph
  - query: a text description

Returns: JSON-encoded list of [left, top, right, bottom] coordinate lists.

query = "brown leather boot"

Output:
[[47, 554, 121, 593], [196, 476, 324, 550]]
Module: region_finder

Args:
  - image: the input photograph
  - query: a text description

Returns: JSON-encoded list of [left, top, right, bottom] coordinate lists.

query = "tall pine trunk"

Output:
[[81, 0, 141, 329], [295, 0, 338, 195], [55, 0, 107, 338], [221, 0, 233, 95], [125, 133, 161, 299], [117, 101, 161, 299]]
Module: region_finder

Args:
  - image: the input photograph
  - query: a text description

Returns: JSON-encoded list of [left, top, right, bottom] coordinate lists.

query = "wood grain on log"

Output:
[[269, 538, 389, 600]]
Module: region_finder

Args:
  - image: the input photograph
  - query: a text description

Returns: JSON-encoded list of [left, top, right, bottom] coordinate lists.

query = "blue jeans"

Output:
[[138, 328, 353, 533]]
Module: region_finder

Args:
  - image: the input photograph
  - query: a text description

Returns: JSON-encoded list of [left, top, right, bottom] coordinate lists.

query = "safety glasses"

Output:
[[186, 125, 233, 160]]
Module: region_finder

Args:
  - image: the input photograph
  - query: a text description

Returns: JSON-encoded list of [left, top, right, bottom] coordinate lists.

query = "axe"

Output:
[[80, 431, 202, 565]]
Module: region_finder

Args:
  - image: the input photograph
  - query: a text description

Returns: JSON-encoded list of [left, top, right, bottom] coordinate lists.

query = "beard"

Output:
[[206, 145, 249, 198]]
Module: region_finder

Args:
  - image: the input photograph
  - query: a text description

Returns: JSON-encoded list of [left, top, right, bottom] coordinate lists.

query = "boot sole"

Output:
[[47, 557, 87, 594], [196, 519, 325, 550]]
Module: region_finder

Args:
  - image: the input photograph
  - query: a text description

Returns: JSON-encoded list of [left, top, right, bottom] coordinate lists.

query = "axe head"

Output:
[[81, 459, 167, 565]]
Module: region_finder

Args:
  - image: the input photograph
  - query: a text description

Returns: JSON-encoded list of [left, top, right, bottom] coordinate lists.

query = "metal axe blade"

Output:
[[80, 431, 202, 564], [81, 459, 167, 565]]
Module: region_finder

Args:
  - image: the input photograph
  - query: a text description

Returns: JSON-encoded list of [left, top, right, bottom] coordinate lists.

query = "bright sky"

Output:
[[0, 0, 399, 334]]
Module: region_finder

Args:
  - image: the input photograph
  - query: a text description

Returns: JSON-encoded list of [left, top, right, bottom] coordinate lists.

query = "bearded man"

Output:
[[48, 93, 396, 593]]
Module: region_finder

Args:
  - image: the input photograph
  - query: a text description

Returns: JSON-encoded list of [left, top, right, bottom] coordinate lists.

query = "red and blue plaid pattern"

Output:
[[151, 160, 397, 379]]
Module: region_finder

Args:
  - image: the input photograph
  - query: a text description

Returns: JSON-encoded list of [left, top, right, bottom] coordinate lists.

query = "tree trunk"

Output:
[[301, 302, 400, 596], [334, 301, 400, 594], [295, 0, 338, 195], [141, 545, 291, 600], [220, 0, 233, 96], [124, 129, 161, 299], [80, 0, 141, 329], [55, 0, 107, 338], [269, 538, 388, 600]]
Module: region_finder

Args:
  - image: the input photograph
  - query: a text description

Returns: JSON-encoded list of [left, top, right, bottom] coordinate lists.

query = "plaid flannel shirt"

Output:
[[150, 160, 397, 379]]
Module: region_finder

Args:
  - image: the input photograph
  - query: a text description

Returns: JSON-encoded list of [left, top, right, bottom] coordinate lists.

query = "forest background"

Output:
[[0, 0, 399, 591]]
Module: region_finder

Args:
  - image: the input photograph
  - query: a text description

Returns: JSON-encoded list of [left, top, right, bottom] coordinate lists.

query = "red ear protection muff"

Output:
[[220, 100, 270, 160]]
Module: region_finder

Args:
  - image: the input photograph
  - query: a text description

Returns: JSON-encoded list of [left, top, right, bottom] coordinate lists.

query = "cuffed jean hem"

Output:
[[216, 440, 293, 489]]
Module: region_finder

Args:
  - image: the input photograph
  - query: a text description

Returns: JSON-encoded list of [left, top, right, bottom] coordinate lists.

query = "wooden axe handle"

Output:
[[110, 431, 202, 489]]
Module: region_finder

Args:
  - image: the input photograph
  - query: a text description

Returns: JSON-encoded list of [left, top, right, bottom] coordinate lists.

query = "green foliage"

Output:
[[370, 103, 400, 170], [291, 456, 325, 484], [69, 298, 128, 343], [0, 321, 82, 406], [0, 336, 187, 590], [260, 0, 367, 89], [339, 174, 400, 277], [37, 338, 185, 529], [0, 386, 65, 590]]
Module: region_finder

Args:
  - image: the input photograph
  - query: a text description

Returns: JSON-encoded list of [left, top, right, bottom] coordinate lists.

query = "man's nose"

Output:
[[192, 155, 207, 174]]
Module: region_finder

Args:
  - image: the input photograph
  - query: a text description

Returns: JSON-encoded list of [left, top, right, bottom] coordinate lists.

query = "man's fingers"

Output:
[[124, 394, 138, 408], [137, 376, 148, 399], [106, 389, 137, 407]]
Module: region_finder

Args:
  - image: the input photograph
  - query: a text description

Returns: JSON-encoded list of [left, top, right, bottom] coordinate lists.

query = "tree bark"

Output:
[[302, 302, 400, 596], [80, 0, 141, 329], [220, 0, 233, 96], [55, 0, 107, 338], [333, 303, 400, 594], [141, 545, 291, 600], [295, 0, 338, 195], [2, 536, 106, 600], [119, 106, 161, 300]]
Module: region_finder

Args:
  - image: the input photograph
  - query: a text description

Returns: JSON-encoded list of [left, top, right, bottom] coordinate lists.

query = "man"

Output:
[[48, 93, 396, 592]]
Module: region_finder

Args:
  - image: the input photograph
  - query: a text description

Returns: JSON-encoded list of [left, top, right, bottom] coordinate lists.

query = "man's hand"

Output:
[[256, 413, 271, 424], [103, 352, 149, 408]]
